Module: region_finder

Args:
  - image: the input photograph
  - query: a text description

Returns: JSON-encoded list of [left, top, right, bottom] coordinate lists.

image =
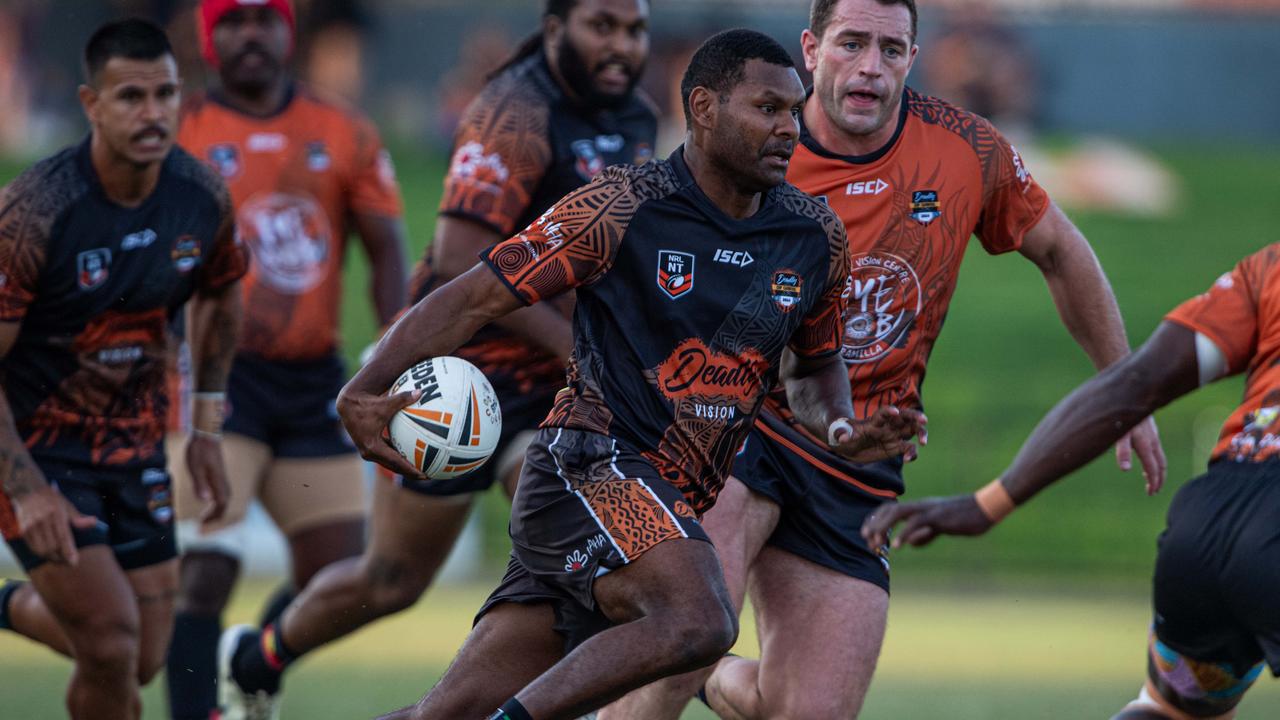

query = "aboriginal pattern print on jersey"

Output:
[[485, 152, 848, 514]]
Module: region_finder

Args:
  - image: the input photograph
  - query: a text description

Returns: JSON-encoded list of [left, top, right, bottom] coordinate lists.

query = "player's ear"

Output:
[[543, 13, 566, 53], [801, 29, 821, 74], [688, 86, 719, 131], [77, 83, 99, 123]]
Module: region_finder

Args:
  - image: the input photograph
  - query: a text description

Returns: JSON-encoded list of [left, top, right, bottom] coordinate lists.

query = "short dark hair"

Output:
[[83, 18, 174, 83], [489, 0, 580, 79], [680, 28, 795, 126], [811, 0, 917, 42]]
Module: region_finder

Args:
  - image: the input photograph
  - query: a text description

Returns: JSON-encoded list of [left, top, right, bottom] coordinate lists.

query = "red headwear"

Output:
[[197, 0, 296, 68]]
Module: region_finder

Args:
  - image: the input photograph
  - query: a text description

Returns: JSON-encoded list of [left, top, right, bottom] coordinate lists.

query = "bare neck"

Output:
[[681, 140, 761, 220], [90, 135, 161, 208], [802, 94, 901, 158]]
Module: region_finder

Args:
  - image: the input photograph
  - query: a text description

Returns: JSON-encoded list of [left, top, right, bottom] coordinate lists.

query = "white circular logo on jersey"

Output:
[[239, 192, 332, 294], [842, 252, 922, 364]]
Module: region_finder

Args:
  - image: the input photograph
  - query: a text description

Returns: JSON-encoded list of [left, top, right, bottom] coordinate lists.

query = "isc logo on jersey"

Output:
[[388, 356, 502, 480], [846, 179, 888, 196]]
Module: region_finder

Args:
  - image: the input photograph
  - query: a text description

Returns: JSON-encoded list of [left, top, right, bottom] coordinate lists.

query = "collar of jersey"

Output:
[[798, 86, 910, 165], [668, 145, 778, 228]]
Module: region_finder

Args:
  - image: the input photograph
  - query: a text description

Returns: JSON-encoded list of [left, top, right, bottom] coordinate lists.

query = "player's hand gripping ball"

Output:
[[388, 357, 502, 479]]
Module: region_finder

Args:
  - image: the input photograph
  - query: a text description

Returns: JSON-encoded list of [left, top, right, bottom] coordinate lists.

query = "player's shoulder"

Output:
[[770, 182, 845, 244], [905, 87, 1004, 156], [466, 54, 555, 125], [164, 145, 231, 213], [0, 144, 90, 234], [600, 157, 680, 204], [1240, 242, 1280, 284]]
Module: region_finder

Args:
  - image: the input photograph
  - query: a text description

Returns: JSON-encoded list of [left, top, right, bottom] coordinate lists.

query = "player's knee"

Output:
[[176, 550, 240, 615], [73, 620, 140, 680], [668, 595, 738, 668], [363, 555, 432, 615]]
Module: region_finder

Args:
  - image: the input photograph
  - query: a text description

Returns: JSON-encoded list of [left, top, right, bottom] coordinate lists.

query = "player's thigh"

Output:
[[415, 601, 563, 717], [125, 557, 179, 681], [171, 432, 270, 533], [365, 472, 475, 579], [701, 474, 781, 612], [259, 452, 366, 584], [750, 546, 889, 717], [28, 545, 141, 662]]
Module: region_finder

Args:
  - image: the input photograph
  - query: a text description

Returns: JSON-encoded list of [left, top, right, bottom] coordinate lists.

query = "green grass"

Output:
[[2, 579, 1278, 718]]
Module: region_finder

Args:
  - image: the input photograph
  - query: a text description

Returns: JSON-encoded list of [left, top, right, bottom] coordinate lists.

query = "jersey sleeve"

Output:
[[790, 209, 851, 359], [1164, 247, 1275, 375], [973, 119, 1050, 255], [0, 178, 51, 322], [480, 169, 635, 306], [346, 114, 404, 219], [438, 84, 552, 236], [197, 181, 251, 293]]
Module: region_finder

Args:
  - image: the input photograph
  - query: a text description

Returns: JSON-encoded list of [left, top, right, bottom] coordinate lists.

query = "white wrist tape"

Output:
[[827, 418, 855, 446]]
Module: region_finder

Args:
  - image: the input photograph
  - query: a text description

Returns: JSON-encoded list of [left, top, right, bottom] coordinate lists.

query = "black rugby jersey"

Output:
[[411, 49, 657, 393], [0, 139, 248, 469], [482, 149, 849, 514]]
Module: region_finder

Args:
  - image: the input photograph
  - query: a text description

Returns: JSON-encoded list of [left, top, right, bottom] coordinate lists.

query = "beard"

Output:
[[556, 37, 640, 111]]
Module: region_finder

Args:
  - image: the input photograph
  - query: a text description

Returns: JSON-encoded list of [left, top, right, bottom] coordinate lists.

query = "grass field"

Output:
[[2, 578, 1278, 718], [3, 142, 1280, 716]]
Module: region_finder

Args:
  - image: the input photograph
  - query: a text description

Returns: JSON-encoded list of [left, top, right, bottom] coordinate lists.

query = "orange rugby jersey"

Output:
[[758, 88, 1050, 497], [179, 85, 403, 361], [1166, 244, 1280, 464]]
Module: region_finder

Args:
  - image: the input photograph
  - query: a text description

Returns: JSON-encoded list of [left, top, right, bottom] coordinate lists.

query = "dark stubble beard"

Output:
[[556, 36, 641, 111]]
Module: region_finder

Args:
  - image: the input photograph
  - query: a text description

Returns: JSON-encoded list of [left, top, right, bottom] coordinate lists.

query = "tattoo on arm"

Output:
[[0, 394, 47, 498], [192, 285, 242, 393]]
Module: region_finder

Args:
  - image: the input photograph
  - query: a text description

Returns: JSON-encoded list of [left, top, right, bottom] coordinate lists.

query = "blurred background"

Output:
[[2, 0, 1280, 717]]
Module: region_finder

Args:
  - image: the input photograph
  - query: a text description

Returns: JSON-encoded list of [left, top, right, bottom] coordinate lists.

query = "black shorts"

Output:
[[3, 460, 177, 571], [734, 427, 901, 593], [224, 353, 354, 458], [476, 427, 708, 650], [397, 372, 560, 496], [1153, 460, 1280, 676]]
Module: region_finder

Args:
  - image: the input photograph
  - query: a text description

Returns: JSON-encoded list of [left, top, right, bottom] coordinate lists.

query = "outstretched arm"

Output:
[[862, 321, 1199, 549], [339, 264, 525, 476], [1020, 202, 1166, 492], [782, 350, 927, 464]]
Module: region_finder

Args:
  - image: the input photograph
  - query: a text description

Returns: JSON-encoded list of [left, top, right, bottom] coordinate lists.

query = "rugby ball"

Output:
[[387, 356, 502, 479]]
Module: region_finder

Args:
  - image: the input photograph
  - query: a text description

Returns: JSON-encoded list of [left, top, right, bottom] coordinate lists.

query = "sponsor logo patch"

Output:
[[770, 269, 802, 311], [713, 248, 753, 267], [657, 250, 695, 300], [909, 190, 940, 225], [846, 178, 889, 196], [306, 141, 331, 171], [571, 138, 605, 180], [171, 235, 201, 273], [208, 144, 240, 179], [121, 228, 157, 251], [77, 248, 111, 290]]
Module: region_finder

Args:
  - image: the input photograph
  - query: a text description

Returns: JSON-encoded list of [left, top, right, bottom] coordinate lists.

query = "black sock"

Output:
[[165, 611, 221, 720], [256, 583, 295, 628], [486, 698, 533, 720], [230, 623, 298, 695], [0, 579, 25, 631]]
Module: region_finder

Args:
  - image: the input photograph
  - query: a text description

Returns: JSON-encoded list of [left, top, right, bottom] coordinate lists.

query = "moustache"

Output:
[[231, 43, 275, 67], [592, 56, 635, 78], [760, 142, 795, 160], [130, 125, 168, 142]]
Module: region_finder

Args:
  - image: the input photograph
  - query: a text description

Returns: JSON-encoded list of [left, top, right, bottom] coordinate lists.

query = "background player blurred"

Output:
[[0, 18, 247, 720], [214, 1, 654, 716], [604, 1, 1166, 718], [163, 1, 408, 719], [862, 243, 1280, 719], [338, 28, 925, 720]]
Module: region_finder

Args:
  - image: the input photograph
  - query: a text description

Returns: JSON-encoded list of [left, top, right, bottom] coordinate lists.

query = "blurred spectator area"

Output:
[[1, 0, 1278, 157]]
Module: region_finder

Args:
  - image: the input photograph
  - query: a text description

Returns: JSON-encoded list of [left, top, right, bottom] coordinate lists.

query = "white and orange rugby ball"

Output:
[[387, 356, 501, 479]]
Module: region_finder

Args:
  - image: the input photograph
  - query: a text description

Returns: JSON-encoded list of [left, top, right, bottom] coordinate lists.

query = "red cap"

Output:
[[197, 0, 296, 68]]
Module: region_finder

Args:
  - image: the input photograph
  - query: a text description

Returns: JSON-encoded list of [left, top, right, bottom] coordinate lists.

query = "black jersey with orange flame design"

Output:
[[0, 140, 247, 469], [759, 88, 1050, 498], [482, 149, 848, 514], [411, 49, 657, 394]]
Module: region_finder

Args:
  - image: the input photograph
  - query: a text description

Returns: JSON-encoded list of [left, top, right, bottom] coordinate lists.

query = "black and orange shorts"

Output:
[[476, 427, 709, 649]]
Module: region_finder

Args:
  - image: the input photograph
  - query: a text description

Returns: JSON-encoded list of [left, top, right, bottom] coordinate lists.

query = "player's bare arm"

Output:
[[339, 263, 525, 476], [0, 323, 96, 565], [353, 211, 409, 327], [862, 321, 1198, 550], [186, 275, 241, 526], [1019, 201, 1167, 492], [430, 215, 574, 359], [781, 349, 927, 464]]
